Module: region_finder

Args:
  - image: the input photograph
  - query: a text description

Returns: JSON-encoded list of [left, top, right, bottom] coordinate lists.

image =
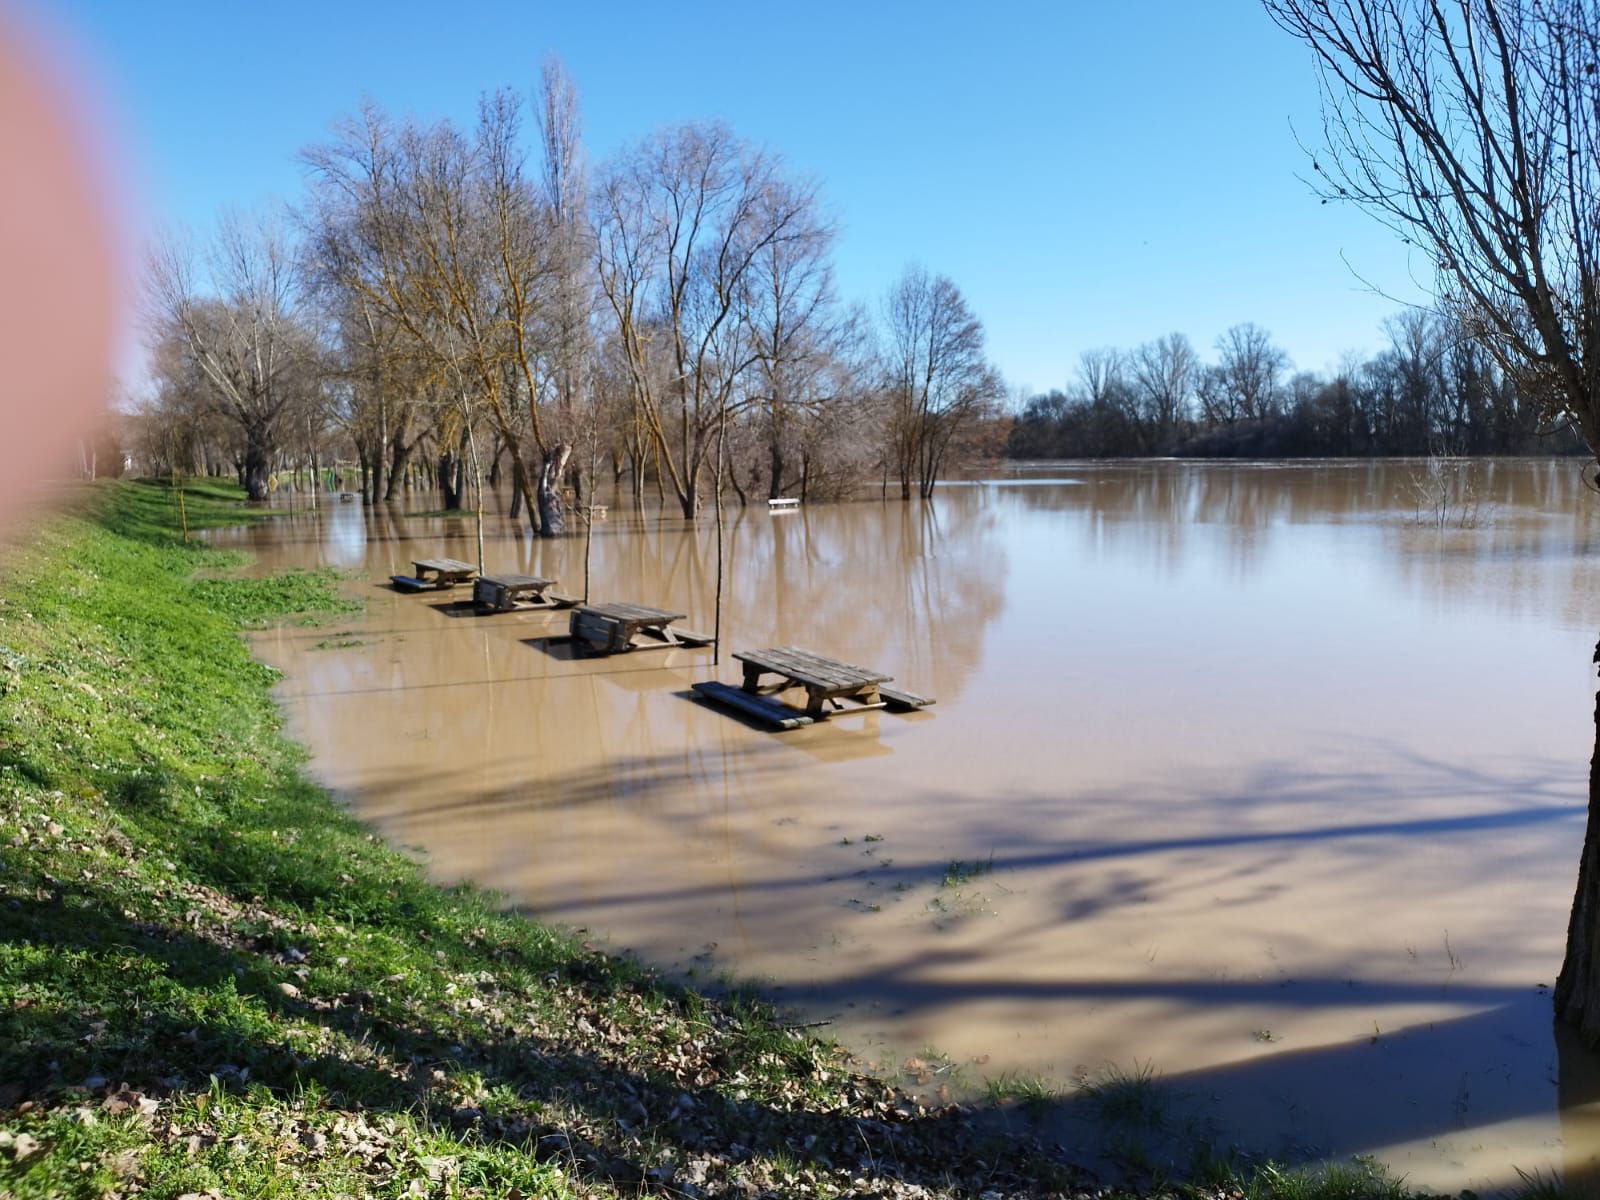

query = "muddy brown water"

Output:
[[223, 460, 1600, 1192]]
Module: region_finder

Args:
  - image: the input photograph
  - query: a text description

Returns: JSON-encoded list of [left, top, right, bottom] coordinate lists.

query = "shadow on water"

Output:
[[997, 999, 1592, 1188], [312, 738, 1599, 1190], [341, 737, 1577, 917], [668, 690, 899, 761]]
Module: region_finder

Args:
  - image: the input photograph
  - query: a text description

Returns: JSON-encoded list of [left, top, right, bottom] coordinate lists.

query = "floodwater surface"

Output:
[[229, 460, 1600, 1192]]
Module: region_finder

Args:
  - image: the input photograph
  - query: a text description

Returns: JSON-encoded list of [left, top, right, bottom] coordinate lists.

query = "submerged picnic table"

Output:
[[569, 601, 713, 655], [392, 557, 478, 592], [734, 646, 891, 716], [472, 573, 574, 612], [693, 645, 936, 729]]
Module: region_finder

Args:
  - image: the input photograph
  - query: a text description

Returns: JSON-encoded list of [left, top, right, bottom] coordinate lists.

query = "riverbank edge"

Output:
[[0, 479, 1424, 1200]]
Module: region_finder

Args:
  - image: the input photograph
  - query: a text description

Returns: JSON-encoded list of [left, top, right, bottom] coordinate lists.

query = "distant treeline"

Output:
[[1007, 313, 1583, 460]]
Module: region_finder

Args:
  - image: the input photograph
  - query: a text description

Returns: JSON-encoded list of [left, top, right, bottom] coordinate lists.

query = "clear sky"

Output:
[[30, 0, 1434, 398]]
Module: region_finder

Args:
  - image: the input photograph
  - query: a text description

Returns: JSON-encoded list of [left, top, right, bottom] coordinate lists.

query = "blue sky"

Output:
[[37, 0, 1432, 396]]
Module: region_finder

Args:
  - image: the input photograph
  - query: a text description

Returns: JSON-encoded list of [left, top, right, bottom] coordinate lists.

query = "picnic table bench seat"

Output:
[[393, 557, 478, 592], [691, 681, 814, 729]]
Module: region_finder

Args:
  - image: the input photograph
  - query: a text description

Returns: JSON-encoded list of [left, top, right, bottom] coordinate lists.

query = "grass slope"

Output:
[[0, 479, 1421, 1200]]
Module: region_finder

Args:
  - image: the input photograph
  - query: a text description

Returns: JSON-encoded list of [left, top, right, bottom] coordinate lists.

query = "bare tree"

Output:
[[147, 212, 315, 500], [881, 266, 1003, 499], [1265, 0, 1600, 444], [302, 94, 567, 533], [1206, 322, 1290, 424], [1130, 332, 1198, 448], [1264, 0, 1600, 1043], [594, 122, 814, 517], [137, 324, 237, 478], [533, 54, 593, 533], [740, 179, 840, 500]]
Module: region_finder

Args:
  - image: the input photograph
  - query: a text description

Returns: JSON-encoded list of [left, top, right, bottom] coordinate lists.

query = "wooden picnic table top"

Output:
[[413, 557, 478, 575], [577, 601, 685, 627], [477, 572, 551, 590], [733, 646, 892, 691]]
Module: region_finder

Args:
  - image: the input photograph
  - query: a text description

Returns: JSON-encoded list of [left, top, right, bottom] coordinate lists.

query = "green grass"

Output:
[[984, 1073, 1057, 1120], [1073, 1060, 1169, 1131], [94, 475, 280, 548], [1242, 1157, 1415, 1200]]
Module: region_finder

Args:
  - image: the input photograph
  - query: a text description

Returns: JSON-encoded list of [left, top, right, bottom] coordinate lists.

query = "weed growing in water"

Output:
[[942, 852, 995, 888], [1074, 1061, 1169, 1131], [313, 634, 364, 650], [985, 1073, 1058, 1119]]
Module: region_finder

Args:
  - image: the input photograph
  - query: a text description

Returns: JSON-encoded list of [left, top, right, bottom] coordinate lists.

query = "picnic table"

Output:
[[473, 573, 557, 612], [392, 557, 478, 592], [569, 601, 712, 655], [733, 646, 892, 717], [693, 646, 936, 729]]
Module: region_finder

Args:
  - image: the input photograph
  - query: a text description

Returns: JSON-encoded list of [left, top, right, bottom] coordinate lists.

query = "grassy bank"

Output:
[[0, 480, 1415, 1199]]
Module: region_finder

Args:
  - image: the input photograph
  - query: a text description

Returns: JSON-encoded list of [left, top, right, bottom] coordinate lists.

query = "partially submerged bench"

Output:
[[568, 602, 711, 655], [690, 681, 813, 729], [392, 557, 477, 592], [472, 573, 557, 613], [734, 645, 890, 717], [693, 645, 935, 729]]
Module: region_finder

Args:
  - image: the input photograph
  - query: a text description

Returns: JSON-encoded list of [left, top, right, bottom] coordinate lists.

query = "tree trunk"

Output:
[[438, 450, 463, 510], [1555, 638, 1600, 1045], [373, 396, 388, 505], [241, 427, 272, 502], [538, 443, 572, 536], [385, 426, 411, 502], [508, 457, 524, 521], [768, 437, 784, 501]]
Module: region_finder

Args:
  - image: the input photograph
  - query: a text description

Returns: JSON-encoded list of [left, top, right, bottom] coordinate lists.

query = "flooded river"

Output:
[[228, 459, 1600, 1192]]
